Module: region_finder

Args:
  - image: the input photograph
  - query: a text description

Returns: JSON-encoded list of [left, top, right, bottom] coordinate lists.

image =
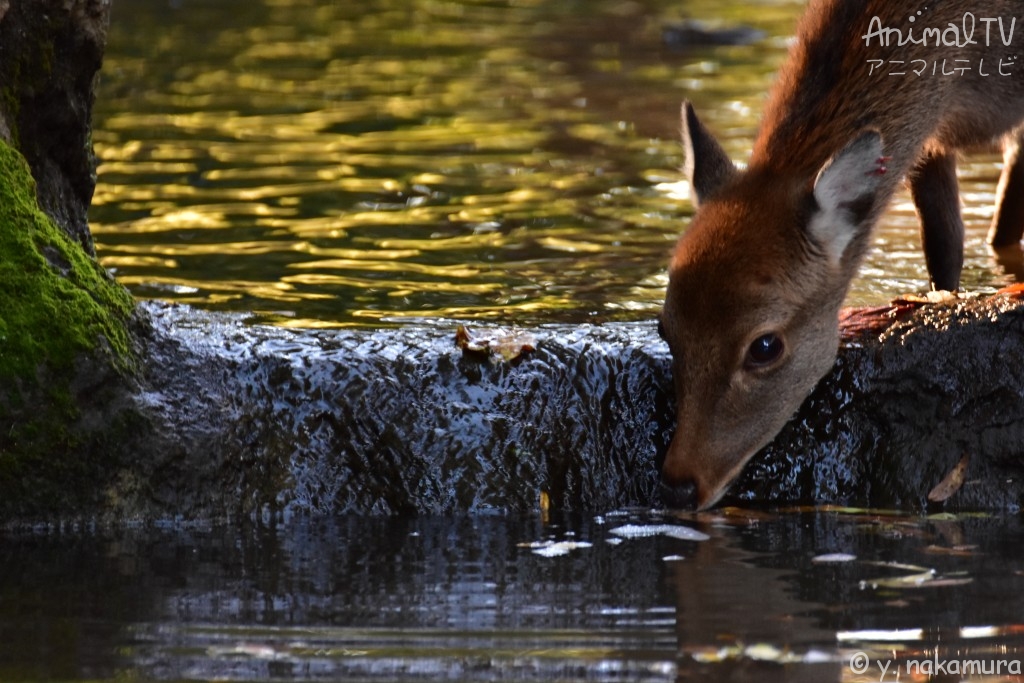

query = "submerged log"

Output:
[[3, 0, 1024, 522]]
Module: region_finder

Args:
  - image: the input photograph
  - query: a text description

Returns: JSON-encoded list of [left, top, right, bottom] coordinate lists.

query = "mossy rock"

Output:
[[0, 140, 138, 517]]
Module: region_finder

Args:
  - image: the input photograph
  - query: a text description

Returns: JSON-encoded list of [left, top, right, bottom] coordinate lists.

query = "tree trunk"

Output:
[[0, 0, 138, 519], [2, 0, 1024, 523]]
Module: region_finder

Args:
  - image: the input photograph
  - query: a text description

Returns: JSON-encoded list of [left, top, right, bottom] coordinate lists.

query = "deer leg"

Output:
[[909, 151, 963, 291], [988, 131, 1024, 248]]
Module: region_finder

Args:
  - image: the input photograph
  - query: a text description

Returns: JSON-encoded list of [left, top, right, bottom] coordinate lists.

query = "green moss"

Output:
[[0, 141, 137, 517], [0, 141, 134, 392]]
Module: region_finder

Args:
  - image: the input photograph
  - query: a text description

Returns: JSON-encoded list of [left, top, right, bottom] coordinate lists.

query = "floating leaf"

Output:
[[686, 506, 776, 525], [861, 570, 936, 589], [864, 560, 931, 573], [923, 544, 978, 557], [744, 643, 785, 662], [859, 562, 974, 590], [689, 645, 743, 664]]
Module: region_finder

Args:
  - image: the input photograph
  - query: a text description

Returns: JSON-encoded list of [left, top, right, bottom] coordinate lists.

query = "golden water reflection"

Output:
[[91, 0, 1015, 327]]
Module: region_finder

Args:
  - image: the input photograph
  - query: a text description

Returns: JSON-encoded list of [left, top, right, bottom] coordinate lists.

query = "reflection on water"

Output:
[[89, 0, 1018, 328], [2, 510, 1024, 682]]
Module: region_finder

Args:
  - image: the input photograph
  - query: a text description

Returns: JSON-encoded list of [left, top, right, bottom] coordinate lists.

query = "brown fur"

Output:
[[662, 0, 1024, 509]]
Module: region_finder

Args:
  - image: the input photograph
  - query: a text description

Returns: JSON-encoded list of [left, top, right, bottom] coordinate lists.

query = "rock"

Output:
[[121, 303, 672, 518], [662, 20, 765, 50], [0, 0, 134, 521], [0, 140, 136, 519]]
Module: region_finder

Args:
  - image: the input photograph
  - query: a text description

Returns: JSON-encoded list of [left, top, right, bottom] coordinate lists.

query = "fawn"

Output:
[[661, 0, 1024, 509]]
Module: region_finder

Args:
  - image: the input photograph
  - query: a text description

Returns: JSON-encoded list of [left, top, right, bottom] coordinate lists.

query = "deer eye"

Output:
[[745, 333, 784, 369]]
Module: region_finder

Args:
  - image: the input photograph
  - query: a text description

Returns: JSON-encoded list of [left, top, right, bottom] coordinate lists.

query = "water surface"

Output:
[[90, 0, 1021, 328], [3, 509, 1024, 682]]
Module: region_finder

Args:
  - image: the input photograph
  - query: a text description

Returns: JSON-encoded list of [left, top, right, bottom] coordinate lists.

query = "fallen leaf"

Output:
[[861, 570, 935, 589], [928, 453, 970, 503], [859, 562, 974, 590], [883, 599, 912, 608], [894, 290, 960, 304], [997, 282, 1024, 299], [923, 544, 978, 557], [455, 325, 536, 363], [838, 305, 907, 340]]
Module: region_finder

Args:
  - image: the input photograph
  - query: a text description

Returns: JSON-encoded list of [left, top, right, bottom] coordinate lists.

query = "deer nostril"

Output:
[[660, 478, 699, 510]]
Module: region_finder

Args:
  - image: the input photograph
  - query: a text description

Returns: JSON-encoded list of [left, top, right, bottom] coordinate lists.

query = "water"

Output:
[[89, 0, 1020, 328], [3, 509, 1024, 682]]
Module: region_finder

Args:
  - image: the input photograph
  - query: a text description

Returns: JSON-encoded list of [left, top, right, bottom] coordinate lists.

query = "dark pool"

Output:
[[3, 509, 1024, 682]]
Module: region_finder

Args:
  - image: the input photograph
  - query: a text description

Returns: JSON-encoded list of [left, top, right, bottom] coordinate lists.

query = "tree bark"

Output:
[[0, 0, 108, 254]]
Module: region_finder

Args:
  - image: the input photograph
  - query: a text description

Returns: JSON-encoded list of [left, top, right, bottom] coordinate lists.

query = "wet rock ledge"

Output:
[[119, 293, 1024, 520], [18, 288, 1024, 521], [130, 305, 672, 518]]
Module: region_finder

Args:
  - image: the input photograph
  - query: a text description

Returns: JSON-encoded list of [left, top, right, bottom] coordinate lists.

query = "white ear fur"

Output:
[[809, 131, 886, 263]]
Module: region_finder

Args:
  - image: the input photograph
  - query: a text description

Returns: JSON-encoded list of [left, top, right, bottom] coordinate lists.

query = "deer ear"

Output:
[[682, 101, 737, 206], [809, 131, 887, 263]]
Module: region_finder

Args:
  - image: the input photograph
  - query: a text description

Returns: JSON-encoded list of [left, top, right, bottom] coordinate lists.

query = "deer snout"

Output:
[[661, 430, 743, 511], [660, 442, 701, 509], [661, 465, 722, 511], [660, 477, 699, 510], [661, 462, 733, 511]]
